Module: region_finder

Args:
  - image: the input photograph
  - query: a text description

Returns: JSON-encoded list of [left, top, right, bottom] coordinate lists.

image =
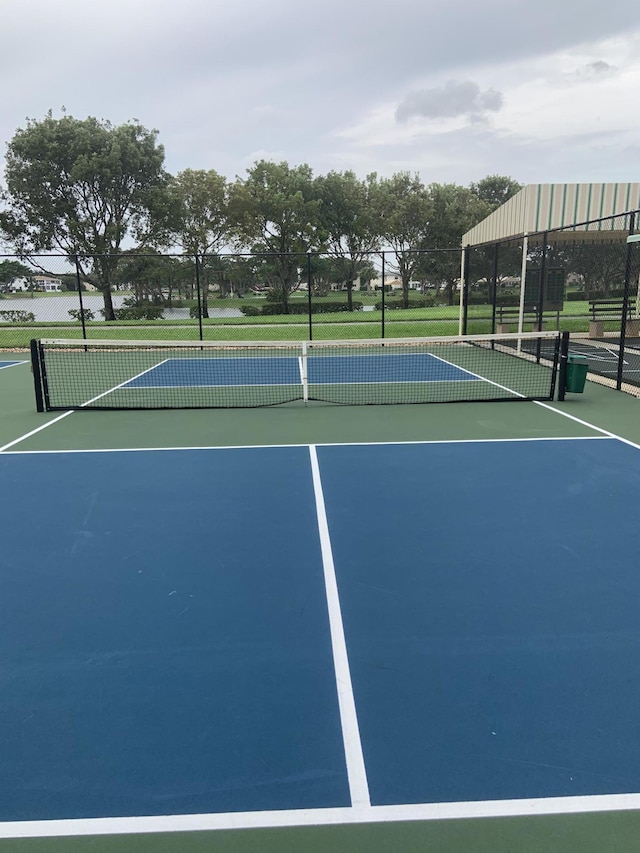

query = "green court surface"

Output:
[[2, 356, 640, 853]]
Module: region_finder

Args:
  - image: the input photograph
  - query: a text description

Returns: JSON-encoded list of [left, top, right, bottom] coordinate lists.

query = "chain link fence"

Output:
[[4, 235, 640, 395], [461, 210, 640, 392], [1, 250, 465, 349]]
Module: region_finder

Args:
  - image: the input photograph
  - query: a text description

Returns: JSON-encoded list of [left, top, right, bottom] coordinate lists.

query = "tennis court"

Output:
[[2, 341, 640, 853]]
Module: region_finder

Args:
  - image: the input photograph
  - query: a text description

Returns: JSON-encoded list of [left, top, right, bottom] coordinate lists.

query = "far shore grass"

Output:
[[0, 299, 612, 350]]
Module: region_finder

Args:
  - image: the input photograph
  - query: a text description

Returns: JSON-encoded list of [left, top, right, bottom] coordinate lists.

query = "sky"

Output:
[[1, 0, 640, 188]]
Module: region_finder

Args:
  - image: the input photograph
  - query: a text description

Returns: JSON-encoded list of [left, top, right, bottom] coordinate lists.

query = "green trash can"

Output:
[[565, 353, 588, 393]]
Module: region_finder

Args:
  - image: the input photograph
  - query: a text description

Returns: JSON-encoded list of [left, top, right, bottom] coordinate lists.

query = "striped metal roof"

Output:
[[463, 183, 640, 247]]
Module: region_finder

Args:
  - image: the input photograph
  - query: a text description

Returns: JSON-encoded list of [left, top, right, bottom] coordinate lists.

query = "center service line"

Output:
[[308, 444, 371, 810]]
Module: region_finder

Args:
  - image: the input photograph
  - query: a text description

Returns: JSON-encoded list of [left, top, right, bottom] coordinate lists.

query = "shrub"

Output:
[[240, 301, 364, 316], [373, 296, 436, 310], [101, 306, 165, 320], [0, 310, 35, 322], [68, 308, 95, 321]]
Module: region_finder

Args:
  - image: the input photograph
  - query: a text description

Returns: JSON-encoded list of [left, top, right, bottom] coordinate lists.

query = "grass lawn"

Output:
[[0, 300, 617, 349]]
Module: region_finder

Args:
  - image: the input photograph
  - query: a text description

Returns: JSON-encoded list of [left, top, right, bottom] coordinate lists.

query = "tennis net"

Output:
[[30, 331, 566, 411]]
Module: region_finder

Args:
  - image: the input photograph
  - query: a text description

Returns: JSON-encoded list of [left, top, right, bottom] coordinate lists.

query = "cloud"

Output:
[[575, 59, 619, 78], [395, 81, 504, 124]]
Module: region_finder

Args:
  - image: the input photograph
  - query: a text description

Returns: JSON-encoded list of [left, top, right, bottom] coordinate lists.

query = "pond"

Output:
[[0, 295, 243, 321]]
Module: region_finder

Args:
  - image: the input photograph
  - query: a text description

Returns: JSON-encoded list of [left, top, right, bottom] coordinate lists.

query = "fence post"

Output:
[[74, 255, 87, 340], [381, 252, 386, 339], [307, 253, 313, 341], [462, 246, 471, 335], [195, 254, 204, 341], [617, 211, 637, 390], [537, 232, 548, 333], [491, 243, 499, 335]]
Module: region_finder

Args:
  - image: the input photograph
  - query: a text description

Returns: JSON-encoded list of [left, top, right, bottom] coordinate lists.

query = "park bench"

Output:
[[495, 306, 547, 334], [588, 299, 639, 338]]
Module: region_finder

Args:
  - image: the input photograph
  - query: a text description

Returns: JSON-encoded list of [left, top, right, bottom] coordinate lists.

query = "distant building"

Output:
[[32, 276, 63, 292]]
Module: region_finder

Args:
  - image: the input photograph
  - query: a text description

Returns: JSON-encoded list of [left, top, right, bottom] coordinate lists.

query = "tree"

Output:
[[546, 241, 626, 299], [116, 252, 188, 306], [469, 175, 523, 211], [0, 260, 32, 293], [304, 254, 336, 297], [465, 177, 523, 306], [168, 168, 233, 317], [371, 173, 431, 307], [418, 184, 491, 305], [315, 171, 380, 310], [0, 112, 169, 319], [231, 161, 321, 313]]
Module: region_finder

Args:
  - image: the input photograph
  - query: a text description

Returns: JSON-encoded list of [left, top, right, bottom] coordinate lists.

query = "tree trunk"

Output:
[[402, 274, 410, 308], [346, 281, 353, 311], [101, 286, 116, 320], [446, 279, 456, 306], [201, 274, 209, 319]]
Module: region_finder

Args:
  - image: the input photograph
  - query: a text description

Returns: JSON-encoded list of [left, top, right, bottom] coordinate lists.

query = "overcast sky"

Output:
[[2, 0, 640, 188]]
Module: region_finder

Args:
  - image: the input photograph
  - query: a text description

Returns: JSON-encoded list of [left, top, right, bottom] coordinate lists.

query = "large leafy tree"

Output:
[[463, 176, 523, 300], [115, 252, 190, 306], [417, 184, 491, 304], [231, 161, 321, 313], [315, 171, 380, 310], [371, 173, 431, 307], [469, 175, 523, 211], [168, 168, 233, 317], [0, 259, 32, 293], [0, 112, 169, 319], [540, 241, 626, 299]]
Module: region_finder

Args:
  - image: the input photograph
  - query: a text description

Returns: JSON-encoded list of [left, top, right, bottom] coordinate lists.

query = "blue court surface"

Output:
[[1, 436, 640, 829], [0, 361, 24, 369], [125, 354, 479, 388]]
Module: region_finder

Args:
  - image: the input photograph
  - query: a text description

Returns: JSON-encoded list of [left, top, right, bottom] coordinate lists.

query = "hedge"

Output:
[[241, 301, 364, 316], [101, 306, 165, 320], [374, 297, 437, 310], [0, 310, 35, 322]]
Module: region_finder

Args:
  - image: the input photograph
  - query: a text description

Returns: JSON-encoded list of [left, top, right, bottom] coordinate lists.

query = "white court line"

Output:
[[0, 411, 75, 452], [0, 435, 613, 456], [0, 360, 27, 370], [0, 360, 171, 453], [86, 358, 170, 404], [534, 400, 640, 451], [3, 791, 640, 839], [309, 444, 370, 809], [425, 351, 529, 398]]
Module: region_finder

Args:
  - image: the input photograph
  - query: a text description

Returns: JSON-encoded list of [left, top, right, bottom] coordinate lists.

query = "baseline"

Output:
[[3, 792, 640, 839]]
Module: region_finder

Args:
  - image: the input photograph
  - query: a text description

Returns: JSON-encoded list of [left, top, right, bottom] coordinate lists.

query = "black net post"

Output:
[[557, 330, 570, 401], [30, 339, 45, 412], [194, 254, 204, 341], [617, 212, 636, 390]]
